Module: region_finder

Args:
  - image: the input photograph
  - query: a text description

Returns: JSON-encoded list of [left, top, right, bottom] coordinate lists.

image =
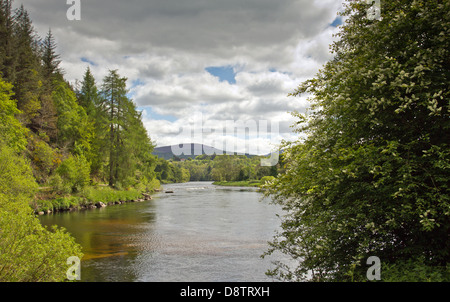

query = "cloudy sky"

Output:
[[14, 0, 344, 155]]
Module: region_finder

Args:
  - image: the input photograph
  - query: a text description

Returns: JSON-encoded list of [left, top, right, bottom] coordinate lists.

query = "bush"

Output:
[[48, 173, 71, 195], [35, 199, 54, 212], [29, 138, 60, 183], [0, 144, 83, 281], [0, 199, 83, 281], [259, 176, 275, 185], [0, 144, 37, 198], [382, 258, 450, 282], [83, 186, 143, 204], [55, 155, 91, 193]]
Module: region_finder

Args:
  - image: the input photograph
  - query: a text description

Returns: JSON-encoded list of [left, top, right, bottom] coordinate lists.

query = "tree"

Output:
[[77, 67, 108, 178], [0, 143, 83, 281], [52, 78, 94, 157], [0, 0, 15, 83], [99, 70, 128, 186], [0, 76, 27, 151], [77, 67, 98, 116], [98, 70, 155, 187], [264, 0, 449, 281], [12, 5, 42, 121], [0, 75, 83, 281], [41, 28, 61, 79]]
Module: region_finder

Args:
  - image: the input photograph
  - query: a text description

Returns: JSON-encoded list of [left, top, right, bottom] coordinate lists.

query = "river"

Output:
[[39, 181, 286, 282]]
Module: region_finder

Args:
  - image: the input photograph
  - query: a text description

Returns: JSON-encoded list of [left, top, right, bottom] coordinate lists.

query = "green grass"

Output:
[[212, 180, 262, 187], [33, 180, 161, 213]]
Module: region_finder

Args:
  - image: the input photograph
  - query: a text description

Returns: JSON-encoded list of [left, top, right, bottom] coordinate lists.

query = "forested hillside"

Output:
[[0, 0, 164, 281], [0, 1, 165, 195]]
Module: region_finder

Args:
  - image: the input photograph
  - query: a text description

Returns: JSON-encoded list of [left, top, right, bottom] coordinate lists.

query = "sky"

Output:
[[14, 0, 345, 155]]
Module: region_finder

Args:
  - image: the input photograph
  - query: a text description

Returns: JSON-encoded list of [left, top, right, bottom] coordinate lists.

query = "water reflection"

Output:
[[40, 182, 284, 282]]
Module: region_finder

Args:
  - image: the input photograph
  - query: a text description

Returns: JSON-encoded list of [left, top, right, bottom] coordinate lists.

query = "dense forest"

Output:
[[0, 0, 196, 198], [172, 154, 279, 183]]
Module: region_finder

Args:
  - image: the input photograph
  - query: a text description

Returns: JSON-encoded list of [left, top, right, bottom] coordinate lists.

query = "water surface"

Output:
[[40, 182, 285, 282]]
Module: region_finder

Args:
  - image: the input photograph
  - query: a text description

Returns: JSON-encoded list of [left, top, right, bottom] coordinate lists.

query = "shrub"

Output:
[[55, 155, 91, 193], [382, 257, 450, 282], [259, 176, 275, 185], [48, 173, 71, 195], [0, 144, 83, 281]]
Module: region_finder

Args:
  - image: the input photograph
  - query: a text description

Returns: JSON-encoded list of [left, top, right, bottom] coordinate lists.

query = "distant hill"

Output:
[[152, 143, 257, 160]]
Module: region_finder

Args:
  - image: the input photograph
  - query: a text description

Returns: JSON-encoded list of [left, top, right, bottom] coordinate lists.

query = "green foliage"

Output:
[[259, 176, 275, 185], [55, 155, 91, 193], [0, 142, 37, 200], [52, 79, 94, 158], [155, 157, 190, 183], [28, 135, 60, 183], [0, 144, 83, 282], [94, 69, 156, 187], [0, 76, 28, 151], [173, 154, 278, 182], [213, 180, 261, 187], [0, 199, 83, 282], [382, 257, 450, 282], [264, 0, 450, 281], [76, 67, 98, 116], [82, 186, 143, 204], [1, 1, 164, 282], [41, 29, 61, 78]]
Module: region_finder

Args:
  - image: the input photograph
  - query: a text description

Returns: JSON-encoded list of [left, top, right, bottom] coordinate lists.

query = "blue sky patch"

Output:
[[81, 57, 97, 66], [140, 107, 177, 123], [330, 16, 343, 27], [205, 65, 237, 84]]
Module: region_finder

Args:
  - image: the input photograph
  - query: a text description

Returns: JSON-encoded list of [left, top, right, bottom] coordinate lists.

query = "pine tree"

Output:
[[77, 67, 105, 177], [12, 5, 41, 126], [41, 28, 61, 79], [0, 0, 16, 82], [77, 67, 98, 116]]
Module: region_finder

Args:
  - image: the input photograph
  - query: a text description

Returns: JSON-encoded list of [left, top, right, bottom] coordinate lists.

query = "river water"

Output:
[[39, 182, 286, 282]]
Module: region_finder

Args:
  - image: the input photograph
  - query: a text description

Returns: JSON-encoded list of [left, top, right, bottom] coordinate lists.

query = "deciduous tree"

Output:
[[264, 0, 449, 281]]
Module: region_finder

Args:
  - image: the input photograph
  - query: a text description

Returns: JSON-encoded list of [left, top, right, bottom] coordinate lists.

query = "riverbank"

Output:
[[32, 183, 161, 215], [212, 180, 261, 187], [212, 176, 276, 188]]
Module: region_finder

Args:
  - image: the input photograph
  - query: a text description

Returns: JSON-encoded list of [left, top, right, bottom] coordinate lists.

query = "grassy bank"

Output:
[[32, 180, 161, 215], [212, 180, 263, 187], [212, 176, 276, 188]]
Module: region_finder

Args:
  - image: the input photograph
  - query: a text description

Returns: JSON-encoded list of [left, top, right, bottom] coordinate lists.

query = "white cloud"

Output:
[[14, 0, 344, 152]]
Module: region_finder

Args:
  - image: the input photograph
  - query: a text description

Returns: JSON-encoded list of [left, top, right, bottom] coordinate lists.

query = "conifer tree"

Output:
[[100, 70, 128, 186], [41, 28, 61, 79], [12, 5, 41, 125], [0, 0, 16, 82], [77, 66, 98, 116]]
